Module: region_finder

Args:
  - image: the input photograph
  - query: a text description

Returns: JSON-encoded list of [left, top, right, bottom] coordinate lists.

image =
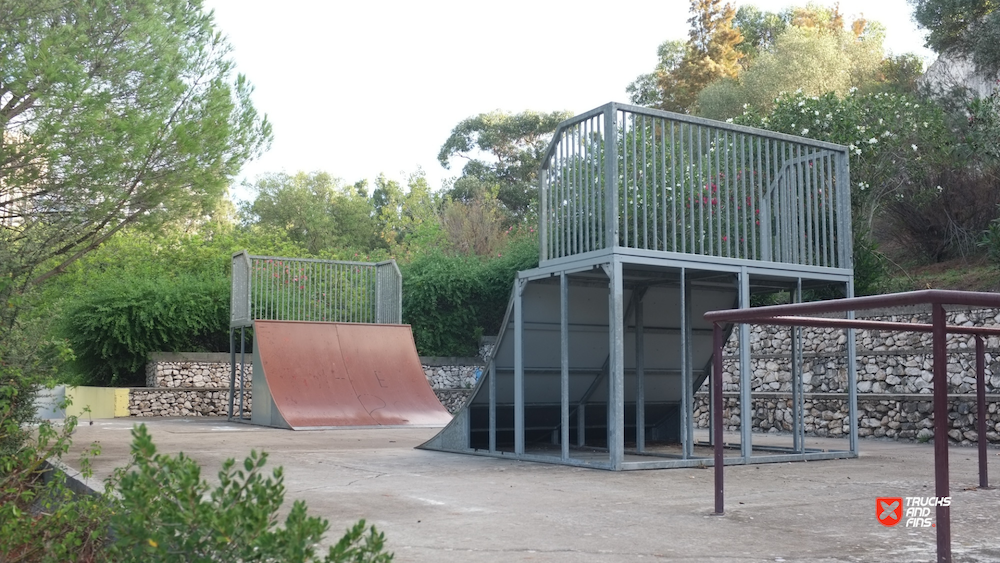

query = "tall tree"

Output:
[[438, 110, 572, 219], [654, 0, 743, 113], [910, 0, 1000, 73], [0, 0, 271, 291], [242, 172, 378, 254]]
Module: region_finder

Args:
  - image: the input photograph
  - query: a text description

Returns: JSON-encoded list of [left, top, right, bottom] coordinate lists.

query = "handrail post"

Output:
[[604, 103, 619, 250], [539, 168, 548, 263]]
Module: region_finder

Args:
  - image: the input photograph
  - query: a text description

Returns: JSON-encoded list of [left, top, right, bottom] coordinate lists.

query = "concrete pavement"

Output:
[[62, 418, 1000, 562]]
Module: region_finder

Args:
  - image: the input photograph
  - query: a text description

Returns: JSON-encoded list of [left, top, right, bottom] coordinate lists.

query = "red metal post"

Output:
[[976, 335, 989, 489], [713, 322, 725, 515], [932, 304, 951, 563]]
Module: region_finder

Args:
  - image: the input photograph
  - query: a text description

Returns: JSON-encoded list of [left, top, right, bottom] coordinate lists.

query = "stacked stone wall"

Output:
[[697, 308, 1000, 444]]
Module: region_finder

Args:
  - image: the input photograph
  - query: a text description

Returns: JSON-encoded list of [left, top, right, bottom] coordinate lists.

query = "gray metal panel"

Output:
[[249, 329, 289, 430]]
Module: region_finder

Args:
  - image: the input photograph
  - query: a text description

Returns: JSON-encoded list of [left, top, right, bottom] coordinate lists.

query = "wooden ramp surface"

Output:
[[254, 321, 452, 428]]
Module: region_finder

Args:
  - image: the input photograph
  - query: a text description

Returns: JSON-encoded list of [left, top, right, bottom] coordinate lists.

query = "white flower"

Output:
[[868, 137, 878, 144], [726, 118, 734, 123], [912, 144, 918, 151], [801, 128, 810, 135], [798, 100, 806, 107], [849, 86, 858, 94], [936, 185, 943, 193], [826, 113, 833, 119], [855, 148, 862, 156]]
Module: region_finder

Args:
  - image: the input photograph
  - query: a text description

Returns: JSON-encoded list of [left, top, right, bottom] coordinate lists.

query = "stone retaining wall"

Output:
[[146, 352, 250, 389], [693, 393, 1000, 445], [128, 389, 251, 417], [135, 354, 481, 418]]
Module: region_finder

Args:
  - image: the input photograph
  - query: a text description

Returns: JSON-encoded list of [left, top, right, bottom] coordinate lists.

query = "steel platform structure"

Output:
[[420, 102, 859, 469]]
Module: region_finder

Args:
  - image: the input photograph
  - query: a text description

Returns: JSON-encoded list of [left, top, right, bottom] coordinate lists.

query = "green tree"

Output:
[[0, 0, 271, 291], [627, 40, 687, 107], [651, 0, 743, 113], [910, 0, 1000, 73], [698, 19, 887, 119], [732, 5, 788, 63], [242, 172, 378, 254], [438, 110, 572, 219]]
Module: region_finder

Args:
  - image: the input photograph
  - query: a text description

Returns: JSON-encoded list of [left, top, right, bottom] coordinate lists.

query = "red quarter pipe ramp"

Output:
[[250, 321, 452, 429]]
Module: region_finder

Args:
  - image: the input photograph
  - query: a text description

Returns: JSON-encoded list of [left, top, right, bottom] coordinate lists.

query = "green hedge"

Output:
[[61, 274, 230, 386], [402, 236, 538, 356]]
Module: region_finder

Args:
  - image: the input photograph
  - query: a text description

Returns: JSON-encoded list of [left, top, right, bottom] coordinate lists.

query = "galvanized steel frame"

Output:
[[705, 289, 1000, 563], [539, 102, 852, 270], [230, 251, 402, 328], [228, 251, 402, 422]]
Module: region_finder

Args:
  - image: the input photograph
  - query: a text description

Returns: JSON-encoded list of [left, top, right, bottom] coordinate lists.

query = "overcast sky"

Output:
[[202, 0, 935, 199]]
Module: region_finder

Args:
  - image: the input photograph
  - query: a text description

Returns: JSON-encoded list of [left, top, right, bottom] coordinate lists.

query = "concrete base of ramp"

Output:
[[250, 321, 452, 429]]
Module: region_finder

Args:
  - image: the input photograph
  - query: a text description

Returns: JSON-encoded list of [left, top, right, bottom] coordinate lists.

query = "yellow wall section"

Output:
[[114, 388, 130, 417], [65, 387, 130, 419]]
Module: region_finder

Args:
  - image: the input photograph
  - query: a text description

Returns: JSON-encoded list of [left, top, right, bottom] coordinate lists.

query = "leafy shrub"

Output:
[[402, 231, 538, 356], [109, 424, 392, 563], [0, 408, 111, 563], [61, 274, 230, 386]]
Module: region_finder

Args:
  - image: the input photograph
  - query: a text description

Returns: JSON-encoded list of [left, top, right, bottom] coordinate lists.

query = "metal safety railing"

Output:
[[539, 103, 852, 269], [230, 251, 402, 327]]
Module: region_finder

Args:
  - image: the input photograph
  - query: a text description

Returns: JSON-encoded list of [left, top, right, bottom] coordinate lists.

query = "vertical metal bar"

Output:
[[238, 326, 246, 420], [671, 121, 678, 252], [697, 126, 705, 255], [809, 151, 819, 266], [739, 134, 747, 259], [976, 335, 989, 489], [572, 124, 579, 256], [838, 153, 852, 269], [681, 268, 693, 458], [489, 360, 496, 453], [739, 268, 752, 460], [713, 321, 725, 515], [609, 258, 625, 469], [931, 303, 951, 562], [636, 293, 645, 453], [713, 128, 721, 257], [792, 279, 803, 453], [628, 112, 635, 249], [641, 115, 648, 250], [228, 327, 236, 421], [826, 155, 836, 268], [561, 273, 570, 461], [723, 130, 732, 258], [587, 117, 595, 252], [761, 139, 771, 261], [605, 104, 619, 249], [753, 136, 762, 260], [847, 278, 858, 454], [514, 279, 525, 456], [654, 117, 661, 250]]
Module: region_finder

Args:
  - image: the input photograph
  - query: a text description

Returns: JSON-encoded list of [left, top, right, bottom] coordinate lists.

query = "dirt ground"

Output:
[[62, 418, 1000, 562]]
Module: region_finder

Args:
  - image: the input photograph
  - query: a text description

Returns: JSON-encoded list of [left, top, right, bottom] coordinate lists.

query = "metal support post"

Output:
[[228, 327, 236, 421], [931, 304, 951, 562], [514, 279, 525, 455], [636, 293, 645, 453], [489, 361, 496, 453], [739, 268, 752, 460], [792, 279, 804, 453], [975, 335, 989, 489], [609, 259, 625, 469], [713, 322, 725, 515], [680, 269, 693, 458], [238, 327, 247, 420], [846, 279, 858, 454], [560, 273, 570, 461]]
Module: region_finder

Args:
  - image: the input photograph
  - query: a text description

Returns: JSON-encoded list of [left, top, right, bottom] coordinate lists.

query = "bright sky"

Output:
[[203, 0, 935, 199]]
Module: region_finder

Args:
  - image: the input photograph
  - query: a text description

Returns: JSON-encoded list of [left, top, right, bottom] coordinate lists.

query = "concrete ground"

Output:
[[62, 418, 1000, 563]]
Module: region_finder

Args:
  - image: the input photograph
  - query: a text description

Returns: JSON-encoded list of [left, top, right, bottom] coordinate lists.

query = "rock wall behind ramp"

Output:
[[252, 321, 452, 429]]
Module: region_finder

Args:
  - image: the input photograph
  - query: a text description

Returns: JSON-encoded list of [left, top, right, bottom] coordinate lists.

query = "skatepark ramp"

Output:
[[251, 321, 451, 429], [228, 253, 450, 429], [420, 102, 859, 469]]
